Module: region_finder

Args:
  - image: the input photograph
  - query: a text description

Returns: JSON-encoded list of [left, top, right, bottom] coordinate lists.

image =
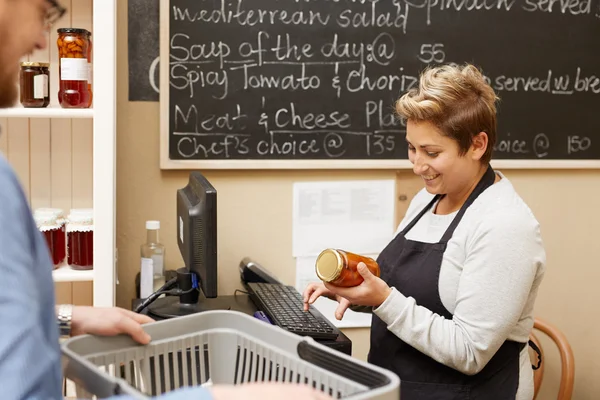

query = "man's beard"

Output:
[[0, 68, 18, 108]]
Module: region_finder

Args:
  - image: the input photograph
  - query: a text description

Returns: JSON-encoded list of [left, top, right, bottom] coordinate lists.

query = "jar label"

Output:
[[60, 58, 88, 81], [33, 74, 48, 99]]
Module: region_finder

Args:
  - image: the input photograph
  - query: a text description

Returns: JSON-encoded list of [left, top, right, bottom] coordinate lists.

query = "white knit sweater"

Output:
[[373, 172, 545, 400]]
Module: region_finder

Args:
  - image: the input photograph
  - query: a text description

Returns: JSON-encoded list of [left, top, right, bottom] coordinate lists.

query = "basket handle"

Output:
[[297, 341, 391, 389]]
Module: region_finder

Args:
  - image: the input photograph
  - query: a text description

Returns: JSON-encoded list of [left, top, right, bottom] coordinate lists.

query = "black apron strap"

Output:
[[528, 340, 542, 370], [440, 166, 496, 243]]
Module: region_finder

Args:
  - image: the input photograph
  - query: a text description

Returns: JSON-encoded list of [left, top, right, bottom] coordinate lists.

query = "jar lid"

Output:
[[20, 61, 50, 67], [34, 212, 57, 225], [67, 209, 93, 231], [57, 28, 90, 34], [33, 208, 62, 230], [315, 248, 343, 282], [67, 208, 93, 224]]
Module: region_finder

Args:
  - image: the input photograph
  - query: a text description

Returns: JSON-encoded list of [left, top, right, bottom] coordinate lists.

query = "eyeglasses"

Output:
[[45, 0, 67, 27]]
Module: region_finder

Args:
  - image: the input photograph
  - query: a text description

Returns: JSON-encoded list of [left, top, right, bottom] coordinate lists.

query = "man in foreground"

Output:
[[0, 1, 331, 399]]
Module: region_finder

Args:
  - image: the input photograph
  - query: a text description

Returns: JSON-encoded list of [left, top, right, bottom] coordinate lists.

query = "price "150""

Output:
[[567, 136, 591, 154]]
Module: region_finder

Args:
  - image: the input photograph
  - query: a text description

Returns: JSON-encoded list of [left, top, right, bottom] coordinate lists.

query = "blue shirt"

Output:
[[0, 155, 213, 400]]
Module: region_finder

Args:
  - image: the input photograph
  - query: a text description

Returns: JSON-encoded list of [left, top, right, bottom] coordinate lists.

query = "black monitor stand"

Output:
[[147, 296, 234, 319], [146, 268, 224, 319]]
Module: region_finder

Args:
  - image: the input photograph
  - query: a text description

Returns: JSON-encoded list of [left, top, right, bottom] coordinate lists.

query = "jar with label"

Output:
[[19, 62, 50, 108], [57, 28, 92, 108], [315, 248, 380, 287], [67, 208, 93, 270], [85, 30, 93, 107], [33, 208, 66, 268]]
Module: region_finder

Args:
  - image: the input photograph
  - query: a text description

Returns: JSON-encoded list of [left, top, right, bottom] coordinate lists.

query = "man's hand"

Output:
[[70, 306, 155, 344], [211, 382, 333, 400], [325, 262, 392, 310]]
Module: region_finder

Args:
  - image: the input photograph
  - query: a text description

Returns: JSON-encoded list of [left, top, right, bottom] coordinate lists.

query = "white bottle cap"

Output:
[[146, 220, 160, 230]]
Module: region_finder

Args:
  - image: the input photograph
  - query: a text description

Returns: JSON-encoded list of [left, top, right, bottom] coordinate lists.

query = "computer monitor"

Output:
[[177, 171, 217, 297], [147, 171, 218, 318]]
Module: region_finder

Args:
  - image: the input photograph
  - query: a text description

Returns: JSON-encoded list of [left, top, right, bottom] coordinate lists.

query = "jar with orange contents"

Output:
[[85, 30, 93, 107], [315, 248, 380, 287], [57, 28, 92, 108]]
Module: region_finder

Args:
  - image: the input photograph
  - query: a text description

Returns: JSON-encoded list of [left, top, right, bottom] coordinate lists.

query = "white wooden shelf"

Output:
[[52, 265, 94, 282], [0, 106, 93, 119], [0, 1, 116, 307]]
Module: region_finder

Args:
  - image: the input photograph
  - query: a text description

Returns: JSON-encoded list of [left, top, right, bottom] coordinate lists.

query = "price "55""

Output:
[[417, 44, 446, 64]]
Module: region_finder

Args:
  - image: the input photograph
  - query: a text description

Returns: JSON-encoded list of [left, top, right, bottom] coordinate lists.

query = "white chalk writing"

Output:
[[165, 0, 598, 161]]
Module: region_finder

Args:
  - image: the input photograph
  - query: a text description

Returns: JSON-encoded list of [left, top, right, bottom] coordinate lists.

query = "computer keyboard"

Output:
[[246, 282, 339, 341]]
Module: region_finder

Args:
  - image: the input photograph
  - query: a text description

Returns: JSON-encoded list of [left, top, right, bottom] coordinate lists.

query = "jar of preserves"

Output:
[[57, 28, 92, 108], [315, 249, 380, 287], [85, 30, 93, 107], [19, 62, 50, 108], [67, 208, 93, 270], [33, 208, 66, 268]]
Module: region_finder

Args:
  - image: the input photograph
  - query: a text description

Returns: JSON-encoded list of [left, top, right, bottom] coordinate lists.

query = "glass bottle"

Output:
[[19, 62, 50, 108], [57, 28, 92, 108], [140, 220, 165, 298], [315, 248, 380, 287], [67, 208, 93, 270]]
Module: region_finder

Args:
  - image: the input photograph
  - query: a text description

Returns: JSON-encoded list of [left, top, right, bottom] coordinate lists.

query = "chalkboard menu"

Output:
[[158, 0, 600, 168]]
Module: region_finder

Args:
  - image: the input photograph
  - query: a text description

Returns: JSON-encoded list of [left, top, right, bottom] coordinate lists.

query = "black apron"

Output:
[[369, 166, 526, 400]]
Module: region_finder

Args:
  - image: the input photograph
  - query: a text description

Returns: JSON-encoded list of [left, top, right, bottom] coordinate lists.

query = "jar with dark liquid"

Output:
[[33, 208, 66, 268], [315, 249, 380, 287], [19, 62, 50, 108], [67, 208, 93, 270], [57, 28, 92, 108]]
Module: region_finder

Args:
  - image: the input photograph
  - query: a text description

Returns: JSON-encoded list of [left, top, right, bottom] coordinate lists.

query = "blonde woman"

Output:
[[304, 63, 545, 400]]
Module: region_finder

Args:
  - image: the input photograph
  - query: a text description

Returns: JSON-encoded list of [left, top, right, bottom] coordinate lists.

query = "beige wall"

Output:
[[117, 2, 598, 398]]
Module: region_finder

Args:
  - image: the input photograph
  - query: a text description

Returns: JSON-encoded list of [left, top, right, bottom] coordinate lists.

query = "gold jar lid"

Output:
[[20, 61, 50, 67], [315, 248, 343, 282]]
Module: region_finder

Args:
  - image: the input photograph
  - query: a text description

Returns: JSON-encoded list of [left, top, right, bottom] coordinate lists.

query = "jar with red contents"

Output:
[[33, 208, 66, 269], [67, 209, 93, 270]]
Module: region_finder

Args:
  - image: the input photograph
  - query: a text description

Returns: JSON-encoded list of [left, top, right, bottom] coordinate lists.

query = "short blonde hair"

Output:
[[395, 63, 499, 164]]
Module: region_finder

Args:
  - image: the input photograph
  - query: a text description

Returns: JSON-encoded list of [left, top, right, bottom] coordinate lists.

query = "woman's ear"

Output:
[[470, 132, 489, 161]]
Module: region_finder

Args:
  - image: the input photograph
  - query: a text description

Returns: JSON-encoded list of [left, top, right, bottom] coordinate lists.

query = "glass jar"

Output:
[[315, 248, 380, 287], [19, 62, 50, 108], [57, 28, 92, 108], [67, 208, 94, 270], [86, 30, 93, 107], [33, 208, 66, 268]]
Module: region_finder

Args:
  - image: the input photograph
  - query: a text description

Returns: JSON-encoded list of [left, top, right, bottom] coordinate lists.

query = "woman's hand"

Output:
[[303, 282, 352, 320], [324, 262, 392, 309], [70, 306, 155, 344]]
